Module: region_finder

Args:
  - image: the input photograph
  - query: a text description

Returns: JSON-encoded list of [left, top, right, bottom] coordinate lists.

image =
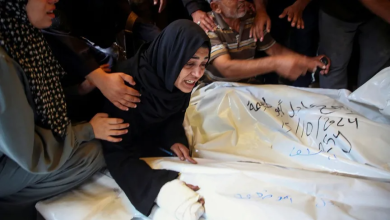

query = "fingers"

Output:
[[298, 18, 304, 29], [198, 198, 205, 206], [106, 136, 122, 142], [108, 129, 128, 136], [287, 11, 292, 22], [158, 0, 165, 13], [119, 73, 136, 86], [180, 146, 197, 164], [204, 15, 216, 31], [107, 118, 124, 125], [201, 20, 214, 32], [122, 93, 141, 103], [314, 59, 326, 70], [171, 145, 185, 160], [185, 184, 200, 191], [279, 9, 288, 19], [291, 13, 298, 27], [199, 23, 209, 32], [266, 18, 271, 33], [123, 86, 141, 97], [258, 25, 264, 42], [109, 123, 129, 130], [119, 99, 137, 109], [114, 101, 130, 111]]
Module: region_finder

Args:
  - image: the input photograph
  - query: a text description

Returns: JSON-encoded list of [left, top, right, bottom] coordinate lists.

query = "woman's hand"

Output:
[[90, 113, 129, 142], [170, 143, 197, 164], [86, 68, 141, 111], [185, 183, 205, 205]]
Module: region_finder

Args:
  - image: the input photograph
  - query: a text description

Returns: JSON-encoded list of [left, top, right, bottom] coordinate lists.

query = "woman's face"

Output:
[[26, 0, 57, 29], [174, 47, 209, 93]]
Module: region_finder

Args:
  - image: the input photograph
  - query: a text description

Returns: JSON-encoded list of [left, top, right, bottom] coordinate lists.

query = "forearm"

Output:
[[85, 67, 107, 89], [360, 0, 390, 23], [253, 0, 267, 10], [295, 0, 311, 8], [213, 56, 277, 78]]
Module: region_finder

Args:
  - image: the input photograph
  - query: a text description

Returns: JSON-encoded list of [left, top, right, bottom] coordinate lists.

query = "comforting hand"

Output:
[[154, 0, 166, 13], [170, 143, 197, 164], [279, 0, 310, 29], [87, 68, 141, 111], [192, 10, 216, 32], [250, 8, 271, 42], [275, 54, 326, 80], [90, 113, 129, 142]]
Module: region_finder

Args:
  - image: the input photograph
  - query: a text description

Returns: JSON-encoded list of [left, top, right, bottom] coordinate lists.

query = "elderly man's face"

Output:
[[216, 0, 247, 19]]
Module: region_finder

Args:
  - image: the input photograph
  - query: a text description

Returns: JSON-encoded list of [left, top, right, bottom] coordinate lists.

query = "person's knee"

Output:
[[75, 140, 106, 174]]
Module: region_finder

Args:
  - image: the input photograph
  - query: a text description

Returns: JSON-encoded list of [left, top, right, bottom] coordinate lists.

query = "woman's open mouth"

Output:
[[47, 10, 55, 19], [184, 80, 196, 86]]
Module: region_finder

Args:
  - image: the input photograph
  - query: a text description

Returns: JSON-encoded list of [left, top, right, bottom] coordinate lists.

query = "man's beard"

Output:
[[233, 3, 247, 19]]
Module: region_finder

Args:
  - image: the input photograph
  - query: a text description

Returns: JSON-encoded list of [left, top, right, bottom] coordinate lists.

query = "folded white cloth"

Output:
[[156, 179, 204, 220]]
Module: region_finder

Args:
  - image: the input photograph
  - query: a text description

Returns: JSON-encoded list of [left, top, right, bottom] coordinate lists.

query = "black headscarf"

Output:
[[117, 19, 211, 124], [0, 0, 69, 139]]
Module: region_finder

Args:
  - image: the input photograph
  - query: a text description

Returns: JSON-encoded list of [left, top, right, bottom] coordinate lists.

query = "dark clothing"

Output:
[[182, 0, 211, 15], [318, 10, 390, 89], [55, 0, 132, 48], [43, 30, 108, 80], [45, 1, 160, 122], [102, 20, 211, 216], [267, 0, 320, 87], [43, 30, 109, 122], [320, 0, 374, 22]]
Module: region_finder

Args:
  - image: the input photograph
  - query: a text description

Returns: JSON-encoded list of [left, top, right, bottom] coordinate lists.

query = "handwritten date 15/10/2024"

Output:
[[246, 99, 359, 154]]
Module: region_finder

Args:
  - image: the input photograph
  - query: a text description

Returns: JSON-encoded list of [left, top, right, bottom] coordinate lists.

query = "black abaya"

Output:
[[102, 20, 211, 216]]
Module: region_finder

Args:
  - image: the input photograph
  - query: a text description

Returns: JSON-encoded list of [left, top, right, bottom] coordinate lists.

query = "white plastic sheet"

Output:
[[348, 67, 390, 118], [186, 83, 390, 180], [37, 158, 390, 220], [36, 73, 390, 219]]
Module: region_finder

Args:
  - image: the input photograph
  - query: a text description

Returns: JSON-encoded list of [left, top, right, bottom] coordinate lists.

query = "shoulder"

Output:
[[0, 46, 23, 76]]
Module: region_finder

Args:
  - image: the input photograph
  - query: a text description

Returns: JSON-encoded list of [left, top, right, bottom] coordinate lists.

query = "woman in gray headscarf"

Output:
[[0, 0, 127, 219]]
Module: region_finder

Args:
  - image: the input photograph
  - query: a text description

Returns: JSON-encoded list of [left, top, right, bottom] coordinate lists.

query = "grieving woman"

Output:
[[0, 0, 128, 219], [103, 20, 210, 220]]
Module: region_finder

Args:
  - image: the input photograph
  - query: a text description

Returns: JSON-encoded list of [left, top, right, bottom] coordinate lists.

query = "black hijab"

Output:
[[117, 19, 211, 124], [0, 0, 69, 139]]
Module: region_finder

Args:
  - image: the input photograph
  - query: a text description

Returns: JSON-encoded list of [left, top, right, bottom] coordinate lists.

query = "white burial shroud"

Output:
[[36, 68, 390, 220]]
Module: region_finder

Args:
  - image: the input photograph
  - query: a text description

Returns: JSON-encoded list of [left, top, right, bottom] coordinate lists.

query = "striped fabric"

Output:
[[204, 12, 276, 83]]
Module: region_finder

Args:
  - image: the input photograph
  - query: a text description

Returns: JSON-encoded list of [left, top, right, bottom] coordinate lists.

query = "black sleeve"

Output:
[[182, 0, 211, 15], [103, 142, 178, 216], [43, 30, 100, 80], [182, 0, 201, 15], [160, 111, 189, 150], [102, 97, 179, 216], [132, 18, 161, 43]]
